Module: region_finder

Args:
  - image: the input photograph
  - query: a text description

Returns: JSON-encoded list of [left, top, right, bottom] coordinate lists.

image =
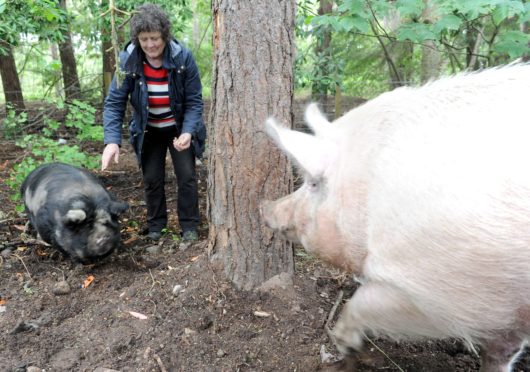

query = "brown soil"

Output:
[[1, 100, 528, 372]]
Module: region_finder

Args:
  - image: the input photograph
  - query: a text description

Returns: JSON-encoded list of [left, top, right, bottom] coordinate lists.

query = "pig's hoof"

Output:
[[331, 322, 364, 356]]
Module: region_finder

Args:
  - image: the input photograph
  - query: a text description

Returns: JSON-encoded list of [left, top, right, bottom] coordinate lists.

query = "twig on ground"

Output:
[[152, 351, 167, 372], [149, 299, 157, 318], [325, 289, 344, 336], [147, 269, 158, 295], [365, 336, 405, 372], [3, 237, 51, 249], [11, 253, 32, 279], [144, 346, 167, 372]]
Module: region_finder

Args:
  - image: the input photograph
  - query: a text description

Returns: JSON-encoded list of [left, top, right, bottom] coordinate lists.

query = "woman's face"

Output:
[[138, 31, 166, 62]]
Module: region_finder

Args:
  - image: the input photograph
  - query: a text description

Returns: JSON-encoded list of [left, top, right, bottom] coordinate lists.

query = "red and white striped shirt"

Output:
[[144, 61, 176, 128]]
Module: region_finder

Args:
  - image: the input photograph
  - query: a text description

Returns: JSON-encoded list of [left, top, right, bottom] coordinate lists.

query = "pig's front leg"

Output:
[[479, 332, 527, 372], [332, 281, 435, 355]]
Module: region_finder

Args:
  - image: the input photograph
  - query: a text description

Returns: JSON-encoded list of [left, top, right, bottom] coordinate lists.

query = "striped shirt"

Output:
[[144, 61, 176, 128]]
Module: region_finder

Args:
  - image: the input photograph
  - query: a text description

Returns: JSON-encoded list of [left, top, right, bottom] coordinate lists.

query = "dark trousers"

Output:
[[141, 126, 199, 233]]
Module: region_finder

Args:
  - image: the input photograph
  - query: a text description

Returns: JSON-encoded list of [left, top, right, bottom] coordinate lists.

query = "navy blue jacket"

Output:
[[103, 39, 206, 166]]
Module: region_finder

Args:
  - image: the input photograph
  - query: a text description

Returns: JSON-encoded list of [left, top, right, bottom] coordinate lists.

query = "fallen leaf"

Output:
[[35, 247, 48, 256], [82, 275, 95, 289], [190, 256, 199, 262], [0, 299, 6, 305], [13, 225, 26, 231], [253, 310, 271, 318], [128, 311, 148, 320], [123, 236, 138, 245]]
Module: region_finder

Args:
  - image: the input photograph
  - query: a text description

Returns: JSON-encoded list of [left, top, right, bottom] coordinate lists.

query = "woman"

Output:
[[101, 3, 205, 242]]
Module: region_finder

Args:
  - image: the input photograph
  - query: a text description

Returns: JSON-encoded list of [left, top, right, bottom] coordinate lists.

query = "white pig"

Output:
[[261, 63, 530, 371]]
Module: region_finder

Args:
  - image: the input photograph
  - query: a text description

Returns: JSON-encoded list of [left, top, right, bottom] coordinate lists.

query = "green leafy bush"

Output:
[[7, 100, 102, 210], [2, 104, 28, 140]]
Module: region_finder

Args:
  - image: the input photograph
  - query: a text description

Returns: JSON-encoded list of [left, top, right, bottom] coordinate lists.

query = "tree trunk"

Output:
[[374, 8, 408, 89], [421, 40, 442, 83], [522, 21, 529, 62], [208, 0, 295, 290], [192, 0, 201, 49], [102, 38, 115, 98], [465, 21, 482, 70], [420, 0, 443, 83], [49, 44, 63, 98], [391, 40, 413, 86], [59, 0, 81, 101], [0, 41, 25, 115], [311, 0, 333, 105]]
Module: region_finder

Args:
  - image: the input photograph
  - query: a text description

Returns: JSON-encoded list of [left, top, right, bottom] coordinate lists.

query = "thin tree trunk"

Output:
[[311, 0, 333, 106], [59, 0, 81, 101], [208, 0, 295, 290], [466, 21, 483, 70], [421, 40, 442, 83], [420, 0, 443, 83], [522, 21, 529, 62], [102, 38, 114, 98], [50, 44, 63, 98], [192, 0, 201, 49], [0, 41, 25, 116], [369, 5, 404, 88]]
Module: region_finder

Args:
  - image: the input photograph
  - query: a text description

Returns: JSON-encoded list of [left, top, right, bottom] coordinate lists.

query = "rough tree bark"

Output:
[[102, 37, 115, 98], [208, 0, 296, 290], [59, 0, 81, 101], [0, 41, 25, 115]]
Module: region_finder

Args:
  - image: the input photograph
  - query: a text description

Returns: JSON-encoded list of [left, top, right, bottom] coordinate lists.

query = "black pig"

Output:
[[21, 162, 129, 261]]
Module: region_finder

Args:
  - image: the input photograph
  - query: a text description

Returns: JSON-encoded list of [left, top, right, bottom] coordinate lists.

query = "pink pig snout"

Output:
[[260, 199, 299, 243]]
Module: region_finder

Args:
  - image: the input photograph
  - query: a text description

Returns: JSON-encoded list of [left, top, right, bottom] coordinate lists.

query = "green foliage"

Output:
[[0, 0, 67, 52], [494, 29, 530, 58], [296, 0, 529, 99], [6, 100, 101, 207], [65, 100, 102, 141], [2, 104, 28, 139]]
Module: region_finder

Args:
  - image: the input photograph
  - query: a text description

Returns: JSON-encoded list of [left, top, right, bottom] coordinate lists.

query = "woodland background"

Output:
[[0, 0, 529, 292], [0, 1, 529, 370]]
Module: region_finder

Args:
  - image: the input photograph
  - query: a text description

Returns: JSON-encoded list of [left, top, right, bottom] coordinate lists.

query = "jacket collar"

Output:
[[121, 39, 183, 74]]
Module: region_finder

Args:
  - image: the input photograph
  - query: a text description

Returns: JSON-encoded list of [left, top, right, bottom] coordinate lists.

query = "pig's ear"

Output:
[[110, 200, 129, 215], [265, 118, 336, 178], [304, 103, 331, 138], [64, 209, 86, 224]]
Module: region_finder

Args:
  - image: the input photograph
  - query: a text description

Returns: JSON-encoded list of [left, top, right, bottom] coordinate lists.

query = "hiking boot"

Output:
[[146, 231, 162, 241], [182, 230, 198, 242]]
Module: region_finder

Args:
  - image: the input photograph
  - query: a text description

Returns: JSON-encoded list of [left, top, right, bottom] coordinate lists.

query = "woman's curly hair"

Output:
[[130, 4, 172, 45]]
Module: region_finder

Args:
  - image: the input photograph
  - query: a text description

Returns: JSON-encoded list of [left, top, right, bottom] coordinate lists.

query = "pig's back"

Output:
[[22, 163, 109, 214], [339, 65, 530, 341]]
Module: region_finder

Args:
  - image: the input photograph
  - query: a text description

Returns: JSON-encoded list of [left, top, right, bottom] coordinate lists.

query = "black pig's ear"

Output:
[[64, 209, 87, 224], [110, 201, 129, 215]]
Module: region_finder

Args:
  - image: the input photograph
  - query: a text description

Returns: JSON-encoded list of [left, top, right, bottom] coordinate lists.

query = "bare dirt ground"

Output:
[[0, 100, 528, 372]]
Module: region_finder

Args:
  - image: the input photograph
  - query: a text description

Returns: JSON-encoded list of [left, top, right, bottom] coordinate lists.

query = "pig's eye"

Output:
[[306, 178, 321, 192]]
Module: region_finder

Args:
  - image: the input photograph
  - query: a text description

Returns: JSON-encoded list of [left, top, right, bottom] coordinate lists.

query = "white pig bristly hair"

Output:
[[265, 117, 337, 179], [304, 103, 333, 138], [64, 209, 87, 223]]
